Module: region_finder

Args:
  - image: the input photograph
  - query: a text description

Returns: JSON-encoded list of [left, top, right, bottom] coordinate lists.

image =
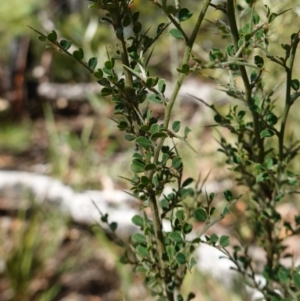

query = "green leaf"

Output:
[[149, 124, 159, 134], [266, 113, 278, 125], [291, 79, 300, 91], [130, 159, 145, 173], [187, 292, 196, 301], [210, 233, 219, 244], [252, 14, 260, 25], [122, 15, 131, 27], [89, 3, 99, 9], [88, 57, 98, 71], [176, 210, 185, 221], [144, 163, 156, 171], [132, 11, 139, 23], [184, 126, 191, 137], [172, 121, 181, 133], [264, 5, 270, 17], [158, 79, 166, 93], [167, 245, 176, 257], [169, 28, 184, 39], [97, 78, 110, 86], [182, 178, 193, 187], [149, 94, 163, 103], [59, 39, 72, 50], [177, 295, 184, 301], [237, 110, 246, 120], [177, 64, 190, 73], [169, 231, 183, 242], [226, 44, 235, 56], [101, 87, 112, 96], [136, 137, 152, 149], [178, 8, 193, 22], [133, 22, 142, 34], [94, 69, 103, 79], [132, 215, 144, 227], [265, 158, 273, 169], [38, 36, 47, 42], [268, 13, 277, 23], [223, 190, 233, 202], [160, 198, 169, 209], [172, 157, 182, 169], [183, 223, 193, 234], [194, 208, 207, 221], [176, 252, 186, 264], [47, 30, 57, 42], [132, 233, 147, 244], [146, 77, 158, 87], [256, 173, 267, 183], [278, 267, 289, 284], [260, 129, 274, 138], [124, 134, 136, 141], [73, 48, 84, 60], [219, 235, 230, 247], [293, 272, 300, 288], [151, 132, 167, 140], [109, 222, 117, 231], [222, 206, 230, 216], [214, 114, 223, 123], [140, 176, 149, 185], [136, 245, 148, 257], [254, 55, 264, 68], [104, 60, 114, 69]]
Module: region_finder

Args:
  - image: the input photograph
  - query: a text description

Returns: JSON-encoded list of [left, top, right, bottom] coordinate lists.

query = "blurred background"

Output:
[[1, 0, 300, 300]]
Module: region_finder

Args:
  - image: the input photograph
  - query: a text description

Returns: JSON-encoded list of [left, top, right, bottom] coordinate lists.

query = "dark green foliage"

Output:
[[31, 1, 300, 301]]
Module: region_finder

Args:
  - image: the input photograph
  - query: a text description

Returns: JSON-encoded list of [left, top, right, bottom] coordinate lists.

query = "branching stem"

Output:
[[227, 0, 264, 163]]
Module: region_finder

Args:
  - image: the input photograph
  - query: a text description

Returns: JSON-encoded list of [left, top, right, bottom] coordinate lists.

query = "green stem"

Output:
[[152, 0, 212, 166], [278, 32, 300, 162], [147, 2, 212, 299], [227, 0, 264, 163]]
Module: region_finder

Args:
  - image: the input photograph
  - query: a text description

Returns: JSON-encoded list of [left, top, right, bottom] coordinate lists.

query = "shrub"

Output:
[[32, 1, 300, 300]]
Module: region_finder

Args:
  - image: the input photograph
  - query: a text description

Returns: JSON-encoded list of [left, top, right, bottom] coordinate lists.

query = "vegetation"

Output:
[[1, 0, 300, 300]]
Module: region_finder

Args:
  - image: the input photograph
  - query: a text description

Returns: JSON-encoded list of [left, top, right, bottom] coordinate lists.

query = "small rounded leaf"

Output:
[[73, 48, 84, 60], [169, 28, 184, 39], [132, 233, 146, 244], [60, 39, 72, 50], [219, 235, 230, 247], [210, 233, 219, 244], [47, 30, 57, 42], [172, 157, 182, 169], [136, 137, 152, 149], [182, 177, 193, 187], [132, 215, 144, 227], [254, 55, 264, 68], [260, 129, 274, 138], [38, 36, 47, 42], [291, 79, 300, 91], [176, 252, 186, 264], [88, 57, 98, 71], [178, 8, 193, 22], [158, 79, 166, 93], [94, 69, 103, 79], [169, 231, 183, 242], [194, 208, 207, 221], [136, 245, 148, 257], [293, 273, 300, 288], [172, 121, 181, 133], [223, 190, 233, 202]]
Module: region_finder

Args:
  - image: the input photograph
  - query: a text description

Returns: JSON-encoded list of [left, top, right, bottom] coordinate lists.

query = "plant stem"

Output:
[[146, 2, 212, 299], [278, 32, 300, 162], [227, 0, 264, 163], [152, 0, 212, 166]]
